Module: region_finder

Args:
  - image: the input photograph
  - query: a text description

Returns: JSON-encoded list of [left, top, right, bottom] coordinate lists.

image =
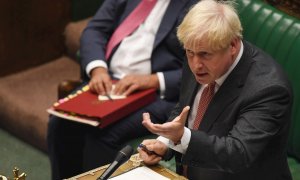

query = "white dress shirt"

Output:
[[86, 0, 170, 98]]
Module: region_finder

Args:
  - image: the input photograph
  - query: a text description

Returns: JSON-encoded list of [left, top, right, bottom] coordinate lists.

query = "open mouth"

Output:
[[196, 72, 208, 77], [194, 72, 210, 83]]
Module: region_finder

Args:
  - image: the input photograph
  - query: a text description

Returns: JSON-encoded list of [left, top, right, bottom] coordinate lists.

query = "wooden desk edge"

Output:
[[66, 155, 187, 180]]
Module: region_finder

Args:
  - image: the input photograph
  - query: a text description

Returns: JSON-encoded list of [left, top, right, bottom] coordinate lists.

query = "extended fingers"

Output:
[[142, 113, 158, 134], [143, 112, 151, 121], [114, 80, 132, 95], [114, 75, 152, 95], [142, 113, 161, 131], [123, 83, 139, 96]]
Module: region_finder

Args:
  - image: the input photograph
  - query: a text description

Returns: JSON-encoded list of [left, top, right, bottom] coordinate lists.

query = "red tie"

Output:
[[105, 0, 158, 59], [182, 82, 216, 177], [193, 82, 216, 130]]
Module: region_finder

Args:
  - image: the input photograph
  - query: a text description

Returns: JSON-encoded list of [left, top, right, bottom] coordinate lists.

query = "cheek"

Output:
[[216, 57, 233, 76], [205, 59, 225, 78], [207, 65, 219, 78]]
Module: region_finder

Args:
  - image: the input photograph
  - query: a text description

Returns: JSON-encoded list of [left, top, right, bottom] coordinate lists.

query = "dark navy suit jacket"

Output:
[[80, 0, 197, 101]]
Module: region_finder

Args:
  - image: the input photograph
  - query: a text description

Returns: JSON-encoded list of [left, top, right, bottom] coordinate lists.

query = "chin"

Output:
[[195, 78, 206, 84], [194, 74, 210, 84]]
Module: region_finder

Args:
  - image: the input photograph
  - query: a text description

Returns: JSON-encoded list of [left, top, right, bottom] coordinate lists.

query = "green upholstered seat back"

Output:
[[237, 0, 300, 160]]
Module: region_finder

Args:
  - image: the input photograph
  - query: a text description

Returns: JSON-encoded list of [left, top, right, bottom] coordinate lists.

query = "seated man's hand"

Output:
[[113, 74, 159, 96], [137, 139, 167, 165], [89, 67, 112, 95], [142, 106, 190, 144]]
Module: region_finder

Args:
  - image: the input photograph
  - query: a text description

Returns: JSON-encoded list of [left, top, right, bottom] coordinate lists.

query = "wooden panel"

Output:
[[0, 0, 70, 77], [265, 0, 300, 19]]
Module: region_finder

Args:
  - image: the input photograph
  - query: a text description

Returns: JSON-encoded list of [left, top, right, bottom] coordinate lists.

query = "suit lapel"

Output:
[[154, 0, 187, 48], [199, 43, 254, 131]]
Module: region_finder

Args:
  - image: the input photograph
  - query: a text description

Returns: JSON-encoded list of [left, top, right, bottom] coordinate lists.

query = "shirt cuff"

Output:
[[156, 127, 191, 154], [156, 72, 166, 99], [86, 60, 108, 77]]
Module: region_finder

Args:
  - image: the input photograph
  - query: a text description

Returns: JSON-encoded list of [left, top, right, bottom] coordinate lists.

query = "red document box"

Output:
[[47, 87, 156, 128]]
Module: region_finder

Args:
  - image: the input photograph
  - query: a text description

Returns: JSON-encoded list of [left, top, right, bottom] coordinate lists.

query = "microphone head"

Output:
[[115, 145, 134, 164], [97, 145, 134, 180]]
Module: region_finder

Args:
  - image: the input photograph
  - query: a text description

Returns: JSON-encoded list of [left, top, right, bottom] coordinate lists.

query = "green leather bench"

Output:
[[237, 0, 300, 178], [129, 0, 300, 177]]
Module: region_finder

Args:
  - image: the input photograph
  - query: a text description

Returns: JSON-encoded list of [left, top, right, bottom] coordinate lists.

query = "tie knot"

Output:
[[207, 82, 216, 92]]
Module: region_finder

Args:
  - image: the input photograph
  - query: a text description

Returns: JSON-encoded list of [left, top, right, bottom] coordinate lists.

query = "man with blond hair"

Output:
[[138, 0, 293, 179]]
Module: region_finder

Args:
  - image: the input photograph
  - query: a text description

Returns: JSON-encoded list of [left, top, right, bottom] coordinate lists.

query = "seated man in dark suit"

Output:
[[139, 0, 293, 179], [47, 0, 197, 179]]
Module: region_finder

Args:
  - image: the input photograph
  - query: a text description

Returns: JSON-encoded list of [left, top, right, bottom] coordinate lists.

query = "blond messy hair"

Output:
[[177, 0, 243, 52]]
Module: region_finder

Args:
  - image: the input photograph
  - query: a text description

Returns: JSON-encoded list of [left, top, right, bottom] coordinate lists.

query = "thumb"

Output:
[[178, 106, 190, 124]]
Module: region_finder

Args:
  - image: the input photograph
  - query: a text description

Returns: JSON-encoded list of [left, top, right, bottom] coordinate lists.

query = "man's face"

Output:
[[185, 39, 239, 85]]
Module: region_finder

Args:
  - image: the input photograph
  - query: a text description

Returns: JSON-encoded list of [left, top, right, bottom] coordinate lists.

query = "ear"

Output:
[[230, 38, 240, 55]]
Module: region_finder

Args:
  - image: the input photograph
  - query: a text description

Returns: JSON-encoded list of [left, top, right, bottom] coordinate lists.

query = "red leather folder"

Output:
[[47, 87, 156, 128]]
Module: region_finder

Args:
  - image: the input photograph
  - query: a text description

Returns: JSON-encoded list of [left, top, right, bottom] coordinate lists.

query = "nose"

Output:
[[192, 55, 204, 69]]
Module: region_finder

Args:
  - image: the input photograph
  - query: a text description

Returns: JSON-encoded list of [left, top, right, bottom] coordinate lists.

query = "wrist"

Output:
[[91, 67, 108, 77], [148, 74, 159, 89], [175, 128, 184, 145]]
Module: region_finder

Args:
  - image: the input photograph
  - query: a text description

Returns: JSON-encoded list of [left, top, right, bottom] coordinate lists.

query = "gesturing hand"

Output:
[[142, 106, 190, 144]]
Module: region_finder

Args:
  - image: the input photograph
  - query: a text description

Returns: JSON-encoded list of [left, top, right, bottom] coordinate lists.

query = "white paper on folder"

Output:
[[98, 94, 127, 101], [109, 166, 170, 180], [98, 85, 127, 101]]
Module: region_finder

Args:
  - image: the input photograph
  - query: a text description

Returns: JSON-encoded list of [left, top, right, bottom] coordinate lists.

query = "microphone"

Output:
[[97, 145, 134, 180]]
